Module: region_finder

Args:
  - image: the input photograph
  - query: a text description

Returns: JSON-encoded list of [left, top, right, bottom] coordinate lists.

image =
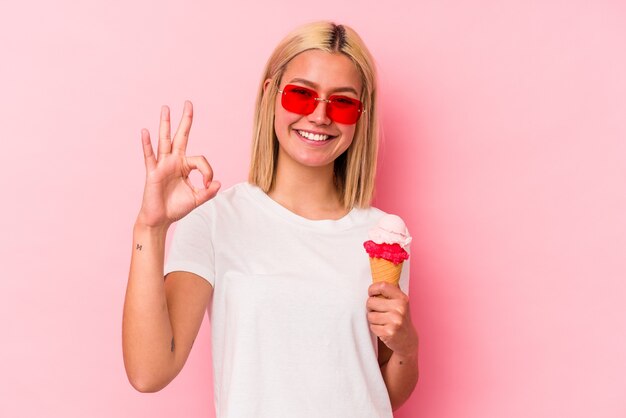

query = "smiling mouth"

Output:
[[296, 129, 336, 142]]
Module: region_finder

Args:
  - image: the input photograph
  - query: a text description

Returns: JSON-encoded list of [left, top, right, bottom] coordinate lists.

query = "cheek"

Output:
[[340, 126, 357, 145], [274, 115, 290, 144], [274, 106, 298, 136]]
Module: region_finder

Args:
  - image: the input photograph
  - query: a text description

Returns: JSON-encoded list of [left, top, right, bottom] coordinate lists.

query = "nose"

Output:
[[307, 98, 332, 125]]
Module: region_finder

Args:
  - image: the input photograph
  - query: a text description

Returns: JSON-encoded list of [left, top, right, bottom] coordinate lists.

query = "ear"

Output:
[[263, 78, 272, 94]]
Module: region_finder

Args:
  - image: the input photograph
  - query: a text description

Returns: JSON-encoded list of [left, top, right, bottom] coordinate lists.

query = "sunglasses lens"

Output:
[[281, 85, 317, 115], [328, 96, 362, 124], [280, 84, 363, 124]]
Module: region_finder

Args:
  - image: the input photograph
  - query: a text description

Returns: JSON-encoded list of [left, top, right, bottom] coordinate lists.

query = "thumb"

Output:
[[195, 181, 221, 205]]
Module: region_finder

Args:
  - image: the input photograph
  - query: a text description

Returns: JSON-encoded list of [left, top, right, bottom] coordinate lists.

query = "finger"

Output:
[[366, 295, 391, 313], [172, 100, 193, 154], [368, 281, 402, 299], [157, 105, 172, 156], [141, 129, 156, 171], [195, 181, 221, 205], [367, 311, 387, 326], [369, 324, 390, 338], [184, 155, 220, 204], [185, 155, 214, 186]]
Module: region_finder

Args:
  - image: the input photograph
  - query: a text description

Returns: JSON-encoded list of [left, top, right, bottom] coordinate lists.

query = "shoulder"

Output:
[[193, 182, 253, 212], [208, 181, 251, 204], [351, 205, 387, 226], [177, 182, 252, 228]]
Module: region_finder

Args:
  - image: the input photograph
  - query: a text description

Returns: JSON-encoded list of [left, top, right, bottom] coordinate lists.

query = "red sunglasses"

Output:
[[277, 84, 364, 124]]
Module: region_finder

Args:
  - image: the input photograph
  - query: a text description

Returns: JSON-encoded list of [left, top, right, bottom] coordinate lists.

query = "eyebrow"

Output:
[[287, 78, 360, 96]]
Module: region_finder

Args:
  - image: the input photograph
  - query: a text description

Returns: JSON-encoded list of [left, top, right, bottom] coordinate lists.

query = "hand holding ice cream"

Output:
[[364, 214, 419, 358]]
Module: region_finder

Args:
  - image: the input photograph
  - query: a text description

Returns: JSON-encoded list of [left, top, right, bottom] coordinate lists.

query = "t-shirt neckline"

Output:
[[243, 182, 361, 231]]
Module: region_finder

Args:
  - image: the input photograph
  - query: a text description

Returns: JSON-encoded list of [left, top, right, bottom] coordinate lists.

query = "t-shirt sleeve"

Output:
[[164, 206, 215, 287]]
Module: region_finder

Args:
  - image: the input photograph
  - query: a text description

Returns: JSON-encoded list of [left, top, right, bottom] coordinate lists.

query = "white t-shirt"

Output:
[[164, 182, 410, 418]]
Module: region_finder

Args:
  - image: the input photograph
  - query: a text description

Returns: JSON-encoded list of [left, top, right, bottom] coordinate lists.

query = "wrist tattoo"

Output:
[[171, 337, 175, 352], [136, 243, 143, 251]]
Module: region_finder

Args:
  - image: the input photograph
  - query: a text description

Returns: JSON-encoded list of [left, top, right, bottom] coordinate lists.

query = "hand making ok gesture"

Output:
[[136, 101, 221, 229]]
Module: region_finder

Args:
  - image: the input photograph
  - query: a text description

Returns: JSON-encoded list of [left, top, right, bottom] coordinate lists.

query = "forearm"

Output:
[[122, 222, 175, 392], [380, 348, 419, 411]]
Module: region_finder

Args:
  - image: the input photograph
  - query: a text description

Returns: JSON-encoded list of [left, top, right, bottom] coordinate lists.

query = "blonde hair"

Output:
[[248, 21, 379, 209]]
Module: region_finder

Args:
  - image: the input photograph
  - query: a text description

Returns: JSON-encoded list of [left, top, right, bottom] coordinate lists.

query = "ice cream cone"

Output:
[[369, 257, 403, 286], [364, 214, 411, 290]]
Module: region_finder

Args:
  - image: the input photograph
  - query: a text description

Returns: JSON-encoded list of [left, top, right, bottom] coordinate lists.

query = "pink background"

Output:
[[1, 0, 625, 417]]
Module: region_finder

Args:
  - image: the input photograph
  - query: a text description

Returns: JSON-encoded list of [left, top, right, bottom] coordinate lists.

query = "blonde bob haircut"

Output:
[[248, 21, 379, 209]]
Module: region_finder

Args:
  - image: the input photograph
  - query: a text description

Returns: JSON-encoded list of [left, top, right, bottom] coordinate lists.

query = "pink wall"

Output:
[[1, 0, 624, 417]]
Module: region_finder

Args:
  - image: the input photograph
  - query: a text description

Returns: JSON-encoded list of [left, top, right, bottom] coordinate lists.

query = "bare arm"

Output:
[[368, 283, 420, 411], [122, 224, 213, 392], [378, 338, 419, 411], [122, 102, 220, 392]]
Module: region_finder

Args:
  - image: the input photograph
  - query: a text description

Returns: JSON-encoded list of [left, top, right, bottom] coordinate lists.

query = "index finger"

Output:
[[368, 282, 402, 299], [157, 105, 172, 156], [172, 100, 193, 154]]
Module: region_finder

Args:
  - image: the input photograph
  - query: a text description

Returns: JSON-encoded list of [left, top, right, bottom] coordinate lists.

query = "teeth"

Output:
[[298, 130, 330, 141]]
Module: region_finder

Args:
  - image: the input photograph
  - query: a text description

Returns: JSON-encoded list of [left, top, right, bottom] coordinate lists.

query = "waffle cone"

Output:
[[369, 257, 403, 286]]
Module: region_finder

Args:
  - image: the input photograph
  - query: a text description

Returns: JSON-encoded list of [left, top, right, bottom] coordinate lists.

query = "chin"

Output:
[[294, 155, 334, 168]]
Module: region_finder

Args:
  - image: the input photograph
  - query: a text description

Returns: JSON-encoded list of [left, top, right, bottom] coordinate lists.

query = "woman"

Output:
[[122, 21, 419, 417]]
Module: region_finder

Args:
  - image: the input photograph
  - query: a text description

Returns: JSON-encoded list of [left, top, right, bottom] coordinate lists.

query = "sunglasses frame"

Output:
[[277, 84, 365, 124]]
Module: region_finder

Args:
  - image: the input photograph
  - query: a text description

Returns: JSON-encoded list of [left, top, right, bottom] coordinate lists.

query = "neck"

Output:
[[268, 152, 348, 220]]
